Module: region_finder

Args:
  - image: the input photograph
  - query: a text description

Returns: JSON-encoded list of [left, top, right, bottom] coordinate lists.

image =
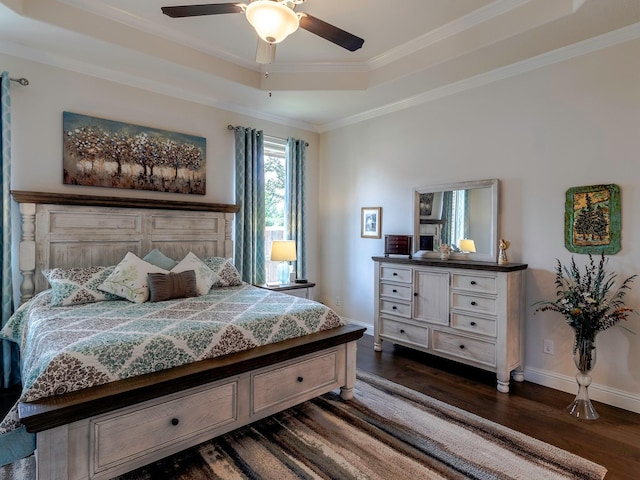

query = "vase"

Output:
[[566, 336, 599, 420]]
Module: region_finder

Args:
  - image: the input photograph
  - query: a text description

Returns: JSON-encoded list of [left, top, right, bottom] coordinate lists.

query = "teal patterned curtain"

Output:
[[285, 138, 306, 279], [1, 71, 19, 389], [441, 189, 469, 249], [233, 127, 265, 285]]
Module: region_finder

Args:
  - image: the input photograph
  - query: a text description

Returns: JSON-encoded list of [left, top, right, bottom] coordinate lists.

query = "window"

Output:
[[264, 136, 286, 282]]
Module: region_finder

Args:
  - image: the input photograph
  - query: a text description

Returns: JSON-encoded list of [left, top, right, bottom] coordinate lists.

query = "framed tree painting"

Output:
[[361, 207, 382, 239], [564, 184, 621, 254]]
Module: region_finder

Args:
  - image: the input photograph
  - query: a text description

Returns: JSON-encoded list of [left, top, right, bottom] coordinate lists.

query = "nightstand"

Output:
[[255, 282, 316, 299]]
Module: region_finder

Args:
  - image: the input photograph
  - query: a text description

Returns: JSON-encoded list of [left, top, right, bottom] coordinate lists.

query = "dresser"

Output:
[[373, 256, 527, 393]]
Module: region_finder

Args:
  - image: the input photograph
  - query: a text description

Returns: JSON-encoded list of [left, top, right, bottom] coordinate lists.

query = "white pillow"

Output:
[[171, 252, 216, 295], [99, 252, 169, 303]]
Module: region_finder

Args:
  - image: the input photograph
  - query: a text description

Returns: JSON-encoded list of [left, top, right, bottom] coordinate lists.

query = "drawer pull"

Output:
[[393, 272, 398, 276], [393, 289, 398, 293], [297, 376, 304, 383], [171, 418, 180, 426], [470, 301, 477, 306], [392, 306, 398, 310], [413, 292, 418, 297], [459, 345, 465, 350], [470, 321, 477, 326], [470, 280, 477, 285], [400, 329, 405, 334]]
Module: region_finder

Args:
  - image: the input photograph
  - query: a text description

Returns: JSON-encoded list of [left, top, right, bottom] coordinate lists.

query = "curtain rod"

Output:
[[227, 124, 309, 147], [9, 77, 29, 86]]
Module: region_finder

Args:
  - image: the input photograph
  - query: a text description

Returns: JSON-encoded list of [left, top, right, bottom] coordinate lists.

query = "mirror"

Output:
[[412, 179, 499, 263]]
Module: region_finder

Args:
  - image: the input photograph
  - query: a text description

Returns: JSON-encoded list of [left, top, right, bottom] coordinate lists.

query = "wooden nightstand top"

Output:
[[255, 282, 316, 292]]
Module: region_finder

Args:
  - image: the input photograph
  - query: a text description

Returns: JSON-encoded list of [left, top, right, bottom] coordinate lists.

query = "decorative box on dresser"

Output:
[[372, 256, 528, 393]]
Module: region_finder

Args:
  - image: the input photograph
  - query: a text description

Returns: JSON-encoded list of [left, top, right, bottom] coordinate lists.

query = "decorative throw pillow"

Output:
[[44, 266, 120, 307], [143, 248, 178, 270], [171, 252, 216, 295], [201, 257, 244, 287], [147, 270, 197, 302], [99, 252, 169, 303]]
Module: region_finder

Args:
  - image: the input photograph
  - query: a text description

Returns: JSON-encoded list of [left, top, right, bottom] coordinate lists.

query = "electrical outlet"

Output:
[[543, 339, 554, 355], [335, 296, 341, 306]]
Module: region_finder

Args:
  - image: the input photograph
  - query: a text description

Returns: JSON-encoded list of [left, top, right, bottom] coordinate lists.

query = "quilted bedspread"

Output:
[[0, 284, 344, 435]]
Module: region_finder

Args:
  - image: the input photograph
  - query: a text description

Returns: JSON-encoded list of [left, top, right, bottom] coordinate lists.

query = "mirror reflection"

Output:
[[413, 179, 499, 262]]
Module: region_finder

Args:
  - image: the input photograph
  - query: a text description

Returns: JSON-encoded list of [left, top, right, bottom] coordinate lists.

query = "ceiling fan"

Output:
[[161, 0, 364, 64]]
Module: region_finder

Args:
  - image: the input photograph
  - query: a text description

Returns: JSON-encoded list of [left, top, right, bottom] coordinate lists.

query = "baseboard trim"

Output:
[[345, 318, 373, 336], [525, 367, 640, 414]]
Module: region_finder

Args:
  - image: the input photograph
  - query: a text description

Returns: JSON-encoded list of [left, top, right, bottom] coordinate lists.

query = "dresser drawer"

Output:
[[432, 330, 496, 367], [451, 312, 496, 337], [380, 317, 428, 347], [91, 381, 237, 474], [451, 273, 496, 294], [380, 299, 412, 318], [451, 293, 496, 316], [252, 351, 339, 414], [380, 266, 412, 284], [380, 282, 412, 301]]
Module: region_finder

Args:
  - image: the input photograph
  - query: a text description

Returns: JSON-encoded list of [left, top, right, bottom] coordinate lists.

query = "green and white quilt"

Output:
[[0, 284, 344, 436]]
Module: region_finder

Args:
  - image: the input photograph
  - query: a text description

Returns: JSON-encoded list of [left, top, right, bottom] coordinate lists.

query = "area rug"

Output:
[[1, 371, 606, 480]]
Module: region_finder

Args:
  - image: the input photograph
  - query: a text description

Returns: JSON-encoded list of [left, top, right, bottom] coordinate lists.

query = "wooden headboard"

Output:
[[12, 191, 240, 303]]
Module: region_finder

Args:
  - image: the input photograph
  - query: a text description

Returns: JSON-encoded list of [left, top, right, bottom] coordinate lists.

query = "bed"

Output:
[[2, 191, 365, 480]]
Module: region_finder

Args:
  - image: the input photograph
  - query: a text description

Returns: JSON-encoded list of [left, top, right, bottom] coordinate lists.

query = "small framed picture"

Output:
[[361, 207, 382, 239]]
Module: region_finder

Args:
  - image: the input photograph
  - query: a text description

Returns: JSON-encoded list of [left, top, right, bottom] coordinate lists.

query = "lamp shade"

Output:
[[245, 0, 300, 44], [271, 240, 297, 262], [458, 239, 476, 253]]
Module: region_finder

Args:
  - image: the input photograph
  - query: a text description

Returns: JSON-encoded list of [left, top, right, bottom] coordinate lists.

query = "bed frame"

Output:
[[11, 191, 365, 480]]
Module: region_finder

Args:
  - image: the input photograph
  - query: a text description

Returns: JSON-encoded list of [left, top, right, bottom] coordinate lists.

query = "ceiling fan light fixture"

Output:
[[245, 0, 300, 44]]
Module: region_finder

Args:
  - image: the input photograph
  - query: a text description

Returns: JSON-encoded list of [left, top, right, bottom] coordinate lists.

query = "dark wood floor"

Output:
[[357, 334, 640, 480], [2, 335, 638, 479]]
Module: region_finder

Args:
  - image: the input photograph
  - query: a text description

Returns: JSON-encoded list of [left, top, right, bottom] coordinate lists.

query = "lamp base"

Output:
[[277, 262, 290, 285]]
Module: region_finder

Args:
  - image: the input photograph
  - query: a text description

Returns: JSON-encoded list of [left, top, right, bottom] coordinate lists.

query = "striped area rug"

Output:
[[1, 371, 607, 480]]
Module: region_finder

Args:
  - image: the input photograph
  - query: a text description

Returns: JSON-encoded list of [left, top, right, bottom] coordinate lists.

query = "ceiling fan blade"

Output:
[[161, 3, 244, 18], [299, 14, 364, 52], [255, 39, 276, 64]]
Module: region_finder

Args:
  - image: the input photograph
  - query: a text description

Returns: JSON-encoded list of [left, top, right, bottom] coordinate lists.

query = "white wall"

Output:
[[318, 38, 640, 412], [1, 53, 320, 284]]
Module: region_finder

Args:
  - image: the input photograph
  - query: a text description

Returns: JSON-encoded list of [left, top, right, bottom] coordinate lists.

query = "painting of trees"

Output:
[[63, 112, 206, 195], [565, 184, 621, 254]]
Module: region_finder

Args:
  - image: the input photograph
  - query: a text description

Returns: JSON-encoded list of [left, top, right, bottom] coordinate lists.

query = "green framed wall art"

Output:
[[564, 184, 621, 254]]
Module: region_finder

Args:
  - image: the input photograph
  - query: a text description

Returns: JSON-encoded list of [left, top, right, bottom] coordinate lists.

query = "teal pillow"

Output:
[[143, 248, 178, 270]]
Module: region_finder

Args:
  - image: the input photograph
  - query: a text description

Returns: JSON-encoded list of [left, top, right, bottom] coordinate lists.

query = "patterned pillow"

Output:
[[201, 257, 244, 287], [143, 248, 178, 270], [171, 252, 216, 295], [99, 252, 169, 303], [148, 270, 197, 302], [44, 266, 120, 307]]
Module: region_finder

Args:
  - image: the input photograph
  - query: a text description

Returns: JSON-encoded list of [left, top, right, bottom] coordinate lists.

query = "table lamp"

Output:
[[271, 240, 297, 285], [458, 239, 476, 254]]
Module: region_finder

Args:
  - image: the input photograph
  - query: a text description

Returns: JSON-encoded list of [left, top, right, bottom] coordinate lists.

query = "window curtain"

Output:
[[285, 138, 306, 279], [441, 190, 469, 249], [233, 126, 265, 285], [1, 72, 19, 389], [0, 71, 35, 468]]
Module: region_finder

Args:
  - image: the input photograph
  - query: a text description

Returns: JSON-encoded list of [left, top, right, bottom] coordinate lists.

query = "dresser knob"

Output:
[[413, 292, 418, 297], [297, 376, 304, 383], [470, 301, 477, 306], [171, 418, 180, 426], [393, 272, 398, 276], [393, 289, 398, 293], [470, 280, 477, 285], [400, 329, 405, 334], [470, 321, 477, 326], [459, 345, 465, 350], [392, 306, 397, 310]]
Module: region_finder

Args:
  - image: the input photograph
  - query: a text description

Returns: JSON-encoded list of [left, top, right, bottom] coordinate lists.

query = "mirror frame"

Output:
[[412, 178, 499, 263]]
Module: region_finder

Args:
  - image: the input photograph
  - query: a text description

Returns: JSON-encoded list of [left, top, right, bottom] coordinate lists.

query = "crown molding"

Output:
[[320, 22, 640, 133]]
